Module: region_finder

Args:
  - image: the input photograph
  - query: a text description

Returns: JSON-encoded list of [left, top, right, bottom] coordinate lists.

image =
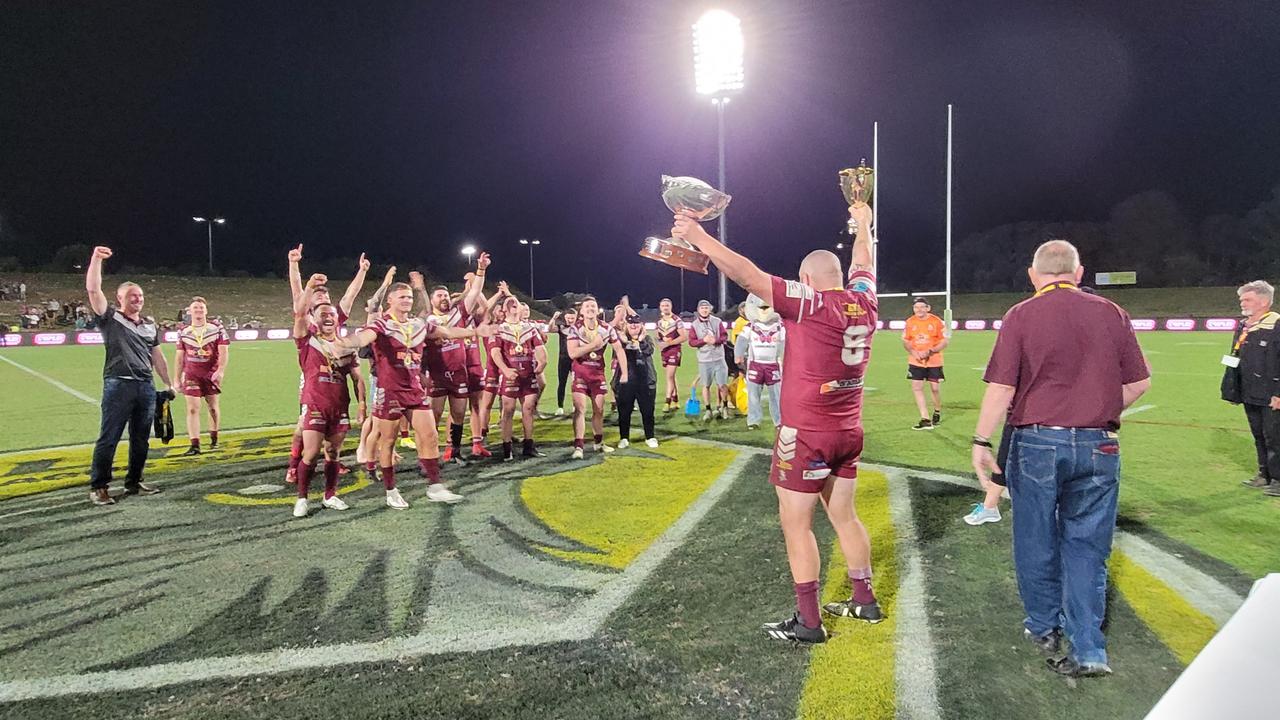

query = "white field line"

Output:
[[0, 500, 86, 520], [874, 464, 942, 720], [0, 424, 297, 460], [1121, 404, 1156, 418], [0, 440, 757, 702], [0, 354, 97, 405], [897, 465, 1245, 623]]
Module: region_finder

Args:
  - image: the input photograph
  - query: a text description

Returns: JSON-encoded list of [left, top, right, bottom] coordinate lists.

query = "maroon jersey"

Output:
[[424, 304, 472, 376], [769, 269, 877, 431], [366, 315, 432, 403], [177, 322, 229, 378], [492, 322, 544, 378], [566, 322, 618, 383], [296, 333, 358, 412]]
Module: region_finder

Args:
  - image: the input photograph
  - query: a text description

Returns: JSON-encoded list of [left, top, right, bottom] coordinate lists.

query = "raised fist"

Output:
[[91, 246, 113, 261], [477, 252, 491, 271], [357, 253, 370, 272], [307, 273, 328, 288], [408, 271, 425, 290]]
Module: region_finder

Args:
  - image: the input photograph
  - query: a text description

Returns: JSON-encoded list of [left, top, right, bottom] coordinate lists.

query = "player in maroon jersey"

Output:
[[565, 296, 628, 459], [471, 280, 513, 453], [284, 245, 370, 482], [419, 255, 489, 465], [289, 275, 366, 518], [490, 296, 548, 460], [172, 296, 230, 455], [338, 280, 495, 508], [654, 298, 687, 412], [672, 202, 881, 644], [458, 268, 495, 458]]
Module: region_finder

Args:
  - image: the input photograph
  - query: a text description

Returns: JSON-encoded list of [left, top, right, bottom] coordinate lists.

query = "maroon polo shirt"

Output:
[[983, 284, 1149, 430]]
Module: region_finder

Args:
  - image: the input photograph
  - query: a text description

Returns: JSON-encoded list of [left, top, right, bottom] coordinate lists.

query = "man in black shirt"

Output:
[[85, 246, 173, 506], [552, 307, 577, 416], [1224, 280, 1280, 496]]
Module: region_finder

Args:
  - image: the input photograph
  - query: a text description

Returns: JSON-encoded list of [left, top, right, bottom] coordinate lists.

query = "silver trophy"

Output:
[[639, 175, 732, 275]]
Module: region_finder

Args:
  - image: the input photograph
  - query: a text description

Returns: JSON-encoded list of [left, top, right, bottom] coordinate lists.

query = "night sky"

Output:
[[2, 1, 1278, 307]]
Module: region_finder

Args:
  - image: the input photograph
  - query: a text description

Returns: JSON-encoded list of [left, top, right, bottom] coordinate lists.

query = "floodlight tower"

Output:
[[693, 9, 744, 312], [460, 244, 477, 266], [192, 216, 226, 274]]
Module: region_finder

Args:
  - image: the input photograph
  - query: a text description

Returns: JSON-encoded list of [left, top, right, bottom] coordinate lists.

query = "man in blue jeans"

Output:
[[86, 246, 174, 506], [971, 240, 1150, 677]]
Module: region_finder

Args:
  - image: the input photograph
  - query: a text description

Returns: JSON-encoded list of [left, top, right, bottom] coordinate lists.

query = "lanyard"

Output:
[[1234, 314, 1273, 353], [1034, 282, 1077, 297]]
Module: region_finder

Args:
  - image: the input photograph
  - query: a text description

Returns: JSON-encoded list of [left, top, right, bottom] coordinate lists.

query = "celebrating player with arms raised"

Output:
[[339, 279, 494, 507], [655, 297, 686, 412], [490, 296, 548, 460], [419, 254, 489, 465], [173, 296, 230, 455], [566, 296, 628, 459], [290, 274, 365, 518], [672, 202, 881, 644]]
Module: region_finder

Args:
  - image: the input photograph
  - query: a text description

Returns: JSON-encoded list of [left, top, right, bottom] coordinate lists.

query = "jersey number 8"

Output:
[[842, 325, 870, 365]]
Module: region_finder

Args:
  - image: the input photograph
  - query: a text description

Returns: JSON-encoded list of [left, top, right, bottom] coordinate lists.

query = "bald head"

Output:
[[799, 250, 843, 289], [1032, 240, 1080, 275]]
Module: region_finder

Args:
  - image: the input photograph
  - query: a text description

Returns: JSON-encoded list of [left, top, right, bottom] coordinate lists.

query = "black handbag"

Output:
[[153, 389, 176, 443]]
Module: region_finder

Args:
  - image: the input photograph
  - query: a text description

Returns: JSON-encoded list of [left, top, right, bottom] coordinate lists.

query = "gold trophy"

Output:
[[639, 175, 732, 275], [838, 160, 875, 235]]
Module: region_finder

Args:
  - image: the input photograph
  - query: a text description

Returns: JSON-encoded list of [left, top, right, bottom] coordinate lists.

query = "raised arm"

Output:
[[338, 253, 371, 316], [366, 265, 396, 322], [848, 204, 874, 272], [671, 214, 773, 305], [463, 253, 490, 315], [409, 271, 429, 317], [294, 273, 326, 318], [85, 246, 112, 315], [287, 244, 304, 302]]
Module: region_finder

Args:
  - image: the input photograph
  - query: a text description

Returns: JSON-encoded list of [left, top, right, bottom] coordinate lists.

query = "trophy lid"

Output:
[[661, 175, 732, 220]]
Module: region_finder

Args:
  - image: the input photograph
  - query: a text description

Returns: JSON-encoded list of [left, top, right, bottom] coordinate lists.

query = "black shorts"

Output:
[[907, 365, 945, 382]]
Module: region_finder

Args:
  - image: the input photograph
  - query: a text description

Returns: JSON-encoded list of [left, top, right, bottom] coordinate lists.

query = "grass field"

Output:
[[0, 330, 1275, 719]]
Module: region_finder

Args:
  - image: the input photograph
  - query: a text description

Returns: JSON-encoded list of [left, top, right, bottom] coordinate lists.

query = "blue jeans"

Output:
[[1007, 425, 1121, 666], [90, 378, 156, 489]]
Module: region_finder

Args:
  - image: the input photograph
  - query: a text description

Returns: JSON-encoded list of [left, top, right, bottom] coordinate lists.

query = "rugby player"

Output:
[[471, 280, 513, 453], [672, 201, 882, 644], [654, 298, 687, 412], [338, 280, 494, 507], [458, 267, 496, 457], [172, 296, 230, 455], [490, 296, 548, 460], [355, 265, 397, 471], [290, 275, 365, 517], [420, 253, 490, 465], [566, 296, 628, 459], [285, 245, 370, 482], [903, 297, 948, 429]]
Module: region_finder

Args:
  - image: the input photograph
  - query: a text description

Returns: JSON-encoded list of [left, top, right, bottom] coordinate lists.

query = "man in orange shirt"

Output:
[[903, 297, 948, 430]]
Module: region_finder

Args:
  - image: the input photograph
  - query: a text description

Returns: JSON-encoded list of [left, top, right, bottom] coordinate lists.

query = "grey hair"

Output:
[[1031, 240, 1080, 276], [1237, 280, 1275, 304], [115, 281, 142, 297]]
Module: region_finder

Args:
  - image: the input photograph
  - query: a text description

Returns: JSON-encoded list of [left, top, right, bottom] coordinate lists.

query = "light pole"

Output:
[[461, 244, 477, 266], [694, 9, 743, 312], [192, 216, 226, 274], [519, 238, 541, 298]]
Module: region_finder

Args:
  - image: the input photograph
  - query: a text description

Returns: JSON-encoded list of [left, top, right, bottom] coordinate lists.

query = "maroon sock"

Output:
[[190, 438, 200, 448], [849, 569, 876, 605], [289, 435, 302, 470], [323, 461, 339, 498], [794, 580, 821, 629], [593, 433, 603, 445], [209, 430, 218, 445], [418, 457, 440, 484], [365, 459, 377, 472], [296, 460, 315, 498], [573, 437, 584, 449], [380, 465, 396, 491], [400, 429, 409, 439]]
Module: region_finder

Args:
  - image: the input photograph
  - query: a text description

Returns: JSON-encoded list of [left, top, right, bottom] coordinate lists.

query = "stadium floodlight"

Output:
[[693, 10, 744, 97], [192, 215, 227, 274], [460, 244, 477, 266], [519, 238, 542, 297], [692, 9, 744, 312]]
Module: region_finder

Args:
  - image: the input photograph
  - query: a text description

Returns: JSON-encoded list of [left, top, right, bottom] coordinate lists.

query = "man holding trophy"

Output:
[[666, 172, 882, 644]]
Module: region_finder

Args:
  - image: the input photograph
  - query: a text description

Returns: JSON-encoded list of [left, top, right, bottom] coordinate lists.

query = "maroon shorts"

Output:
[[573, 375, 608, 398], [466, 365, 485, 394], [301, 405, 350, 436], [661, 346, 682, 368], [182, 375, 221, 397], [500, 373, 539, 399], [428, 368, 471, 399], [372, 389, 430, 422], [746, 362, 781, 386], [769, 425, 864, 494]]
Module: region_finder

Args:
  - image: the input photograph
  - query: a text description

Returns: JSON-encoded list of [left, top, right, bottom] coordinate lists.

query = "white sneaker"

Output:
[[426, 483, 464, 504], [720, 406, 731, 420], [963, 504, 1002, 526], [555, 407, 565, 416], [594, 443, 614, 454], [322, 495, 349, 511], [571, 447, 584, 460], [617, 439, 630, 449], [292, 498, 309, 518], [385, 488, 410, 509], [646, 438, 659, 448], [702, 410, 712, 422]]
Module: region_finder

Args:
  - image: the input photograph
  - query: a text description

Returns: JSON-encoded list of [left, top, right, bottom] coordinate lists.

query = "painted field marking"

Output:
[[1121, 404, 1156, 418], [0, 500, 85, 521], [0, 424, 297, 461], [0, 354, 97, 405], [0, 441, 763, 702]]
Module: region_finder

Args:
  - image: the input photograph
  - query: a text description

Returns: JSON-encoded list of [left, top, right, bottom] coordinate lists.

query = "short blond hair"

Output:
[[1238, 280, 1274, 304], [190, 296, 207, 306], [115, 282, 141, 298], [1031, 240, 1080, 275]]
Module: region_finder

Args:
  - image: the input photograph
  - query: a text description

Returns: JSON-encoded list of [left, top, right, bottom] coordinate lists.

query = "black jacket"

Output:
[[1225, 312, 1280, 406], [617, 334, 658, 391]]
